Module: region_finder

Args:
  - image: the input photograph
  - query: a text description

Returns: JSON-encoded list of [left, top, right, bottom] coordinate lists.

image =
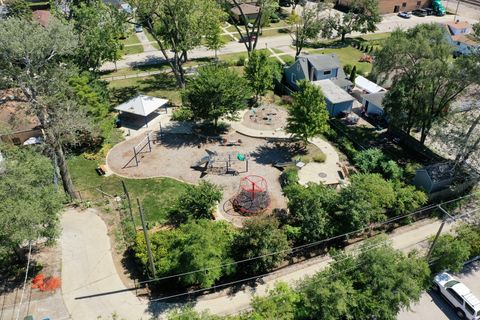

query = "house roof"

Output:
[[115, 95, 168, 117], [302, 54, 341, 71], [0, 90, 40, 133], [451, 34, 479, 46], [355, 75, 385, 94], [331, 77, 353, 88], [423, 162, 456, 183], [447, 20, 471, 31], [230, 3, 259, 16], [312, 79, 355, 104], [362, 91, 387, 107], [32, 10, 52, 27]]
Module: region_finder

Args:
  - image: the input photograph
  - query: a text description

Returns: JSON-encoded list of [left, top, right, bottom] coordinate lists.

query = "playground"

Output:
[[107, 130, 292, 225], [241, 104, 288, 132]]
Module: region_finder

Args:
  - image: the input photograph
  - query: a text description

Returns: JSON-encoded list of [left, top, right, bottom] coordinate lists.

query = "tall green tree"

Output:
[[69, 0, 126, 71], [223, 0, 278, 56], [337, 173, 396, 231], [182, 64, 251, 130], [244, 50, 281, 102], [132, 0, 225, 87], [233, 217, 290, 275], [283, 183, 338, 243], [205, 24, 227, 59], [285, 80, 330, 142], [299, 237, 430, 320], [374, 24, 480, 144], [286, 2, 326, 57], [0, 146, 64, 268], [249, 282, 301, 320], [322, 0, 381, 42], [0, 17, 92, 199]]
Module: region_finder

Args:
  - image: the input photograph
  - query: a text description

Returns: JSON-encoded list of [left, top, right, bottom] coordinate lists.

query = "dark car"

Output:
[[425, 7, 434, 15], [412, 9, 427, 16]]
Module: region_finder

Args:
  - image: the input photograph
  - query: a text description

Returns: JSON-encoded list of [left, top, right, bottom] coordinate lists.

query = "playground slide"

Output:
[[432, 0, 446, 16]]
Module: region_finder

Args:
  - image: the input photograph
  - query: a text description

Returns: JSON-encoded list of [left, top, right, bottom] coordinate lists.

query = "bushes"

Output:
[[171, 106, 194, 121], [312, 153, 326, 163], [281, 166, 299, 187], [168, 181, 223, 225], [353, 148, 404, 181]]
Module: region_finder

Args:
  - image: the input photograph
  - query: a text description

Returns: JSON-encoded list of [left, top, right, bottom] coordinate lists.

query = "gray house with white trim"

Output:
[[284, 54, 352, 91]]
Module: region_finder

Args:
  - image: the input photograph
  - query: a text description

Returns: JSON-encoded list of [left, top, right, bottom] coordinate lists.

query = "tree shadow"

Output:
[[157, 133, 203, 150], [109, 86, 140, 105], [250, 141, 306, 165], [139, 73, 178, 94]]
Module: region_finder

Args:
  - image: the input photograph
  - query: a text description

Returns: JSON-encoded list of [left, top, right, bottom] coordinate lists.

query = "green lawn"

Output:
[[120, 45, 144, 56], [100, 63, 171, 78], [68, 156, 187, 224], [122, 33, 141, 46], [108, 73, 183, 105], [119, 33, 144, 56]]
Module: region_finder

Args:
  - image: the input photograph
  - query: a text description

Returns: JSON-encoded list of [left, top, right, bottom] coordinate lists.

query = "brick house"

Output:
[[336, 0, 432, 14]]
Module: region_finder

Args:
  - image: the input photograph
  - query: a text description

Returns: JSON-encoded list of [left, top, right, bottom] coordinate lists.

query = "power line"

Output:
[[148, 239, 390, 303], [136, 192, 477, 286]]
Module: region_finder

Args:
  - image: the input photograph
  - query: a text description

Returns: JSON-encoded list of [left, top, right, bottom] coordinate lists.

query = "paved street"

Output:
[[101, 13, 477, 71], [60, 207, 461, 319], [398, 261, 480, 320]]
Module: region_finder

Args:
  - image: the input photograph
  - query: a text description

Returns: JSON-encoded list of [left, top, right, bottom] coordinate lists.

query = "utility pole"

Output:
[[137, 198, 156, 278], [453, 0, 461, 21], [121, 180, 136, 230], [426, 205, 452, 261]]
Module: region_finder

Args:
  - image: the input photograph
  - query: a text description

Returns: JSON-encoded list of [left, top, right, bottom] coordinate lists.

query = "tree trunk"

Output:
[[341, 32, 346, 42], [47, 131, 77, 200]]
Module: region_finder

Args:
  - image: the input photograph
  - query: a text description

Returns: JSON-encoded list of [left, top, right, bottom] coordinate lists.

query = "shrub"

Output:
[[343, 64, 353, 75], [236, 56, 246, 66], [354, 148, 385, 173], [270, 12, 280, 23], [171, 106, 194, 121], [281, 166, 299, 187], [312, 153, 326, 163]]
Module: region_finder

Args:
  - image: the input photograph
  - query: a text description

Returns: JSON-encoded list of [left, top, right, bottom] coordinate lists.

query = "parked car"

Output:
[[134, 24, 143, 33], [398, 11, 411, 18], [433, 272, 480, 319], [412, 9, 427, 16], [425, 7, 434, 15]]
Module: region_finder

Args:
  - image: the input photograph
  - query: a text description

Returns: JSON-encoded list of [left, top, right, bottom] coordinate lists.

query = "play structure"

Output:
[[232, 175, 271, 215], [123, 132, 154, 168], [191, 150, 249, 176]]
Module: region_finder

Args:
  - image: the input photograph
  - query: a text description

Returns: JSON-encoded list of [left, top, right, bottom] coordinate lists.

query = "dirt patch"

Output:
[[107, 130, 296, 226], [241, 104, 288, 132]]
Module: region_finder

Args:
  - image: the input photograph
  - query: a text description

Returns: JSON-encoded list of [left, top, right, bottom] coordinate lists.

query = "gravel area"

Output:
[[107, 130, 294, 226], [241, 104, 288, 132]]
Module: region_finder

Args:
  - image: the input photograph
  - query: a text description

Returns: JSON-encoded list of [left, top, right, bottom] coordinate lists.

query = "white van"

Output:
[[433, 272, 480, 319]]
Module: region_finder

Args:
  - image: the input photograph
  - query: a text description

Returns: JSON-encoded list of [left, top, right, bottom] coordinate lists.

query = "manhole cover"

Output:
[[318, 172, 327, 178]]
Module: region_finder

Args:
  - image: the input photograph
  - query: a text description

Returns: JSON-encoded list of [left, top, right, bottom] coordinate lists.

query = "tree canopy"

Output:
[[374, 24, 480, 144], [322, 0, 381, 42], [182, 64, 251, 129], [286, 80, 330, 142], [133, 0, 225, 87], [244, 50, 281, 102], [233, 217, 290, 275], [0, 146, 64, 268]]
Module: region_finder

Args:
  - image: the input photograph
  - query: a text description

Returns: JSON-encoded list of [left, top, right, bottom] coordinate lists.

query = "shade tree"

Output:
[[244, 50, 281, 102]]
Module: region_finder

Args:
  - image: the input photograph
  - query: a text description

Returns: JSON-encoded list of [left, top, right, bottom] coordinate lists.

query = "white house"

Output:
[[361, 91, 387, 116], [443, 20, 480, 56]]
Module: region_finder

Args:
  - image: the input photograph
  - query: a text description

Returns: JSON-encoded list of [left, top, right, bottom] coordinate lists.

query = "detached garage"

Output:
[[313, 79, 355, 116]]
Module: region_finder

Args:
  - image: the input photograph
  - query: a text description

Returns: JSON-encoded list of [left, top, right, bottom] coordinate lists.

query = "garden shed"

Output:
[[313, 79, 355, 116], [354, 76, 385, 94]]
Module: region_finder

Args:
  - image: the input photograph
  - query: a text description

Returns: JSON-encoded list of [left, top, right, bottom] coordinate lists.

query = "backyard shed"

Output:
[[115, 95, 169, 128], [361, 91, 387, 116], [355, 76, 385, 94], [412, 162, 456, 194], [313, 79, 355, 116]]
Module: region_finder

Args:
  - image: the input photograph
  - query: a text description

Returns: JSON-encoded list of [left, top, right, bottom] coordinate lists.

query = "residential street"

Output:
[[61, 207, 459, 319], [101, 13, 477, 71], [397, 261, 480, 320]]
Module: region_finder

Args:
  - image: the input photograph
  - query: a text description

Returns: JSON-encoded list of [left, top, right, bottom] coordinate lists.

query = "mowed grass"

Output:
[[68, 156, 188, 224], [119, 33, 144, 56], [108, 73, 182, 105]]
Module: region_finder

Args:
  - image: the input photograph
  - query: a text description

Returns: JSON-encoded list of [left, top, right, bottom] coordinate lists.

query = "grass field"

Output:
[[68, 156, 187, 224]]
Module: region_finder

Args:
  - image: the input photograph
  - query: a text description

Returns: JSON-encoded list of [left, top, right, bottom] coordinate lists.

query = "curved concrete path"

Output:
[[61, 208, 151, 320]]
